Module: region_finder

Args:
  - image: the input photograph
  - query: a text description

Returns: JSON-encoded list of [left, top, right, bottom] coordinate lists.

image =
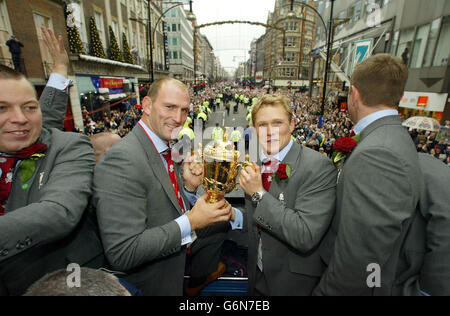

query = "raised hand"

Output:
[[41, 27, 69, 77]]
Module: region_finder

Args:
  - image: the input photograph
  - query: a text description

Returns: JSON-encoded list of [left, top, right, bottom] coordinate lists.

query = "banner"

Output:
[[351, 39, 373, 75], [100, 78, 124, 89]]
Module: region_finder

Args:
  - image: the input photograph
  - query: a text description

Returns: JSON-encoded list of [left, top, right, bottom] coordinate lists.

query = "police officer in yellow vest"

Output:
[[230, 127, 242, 150], [178, 122, 195, 140], [212, 123, 224, 141]]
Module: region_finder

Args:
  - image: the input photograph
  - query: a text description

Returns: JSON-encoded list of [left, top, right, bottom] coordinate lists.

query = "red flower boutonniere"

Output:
[[273, 163, 292, 183], [332, 134, 360, 168]]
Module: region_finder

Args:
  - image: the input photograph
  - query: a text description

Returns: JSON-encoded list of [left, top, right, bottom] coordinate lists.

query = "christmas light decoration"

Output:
[[108, 26, 124, 62], [89, 16, 106, 59], [122, 32, 133, 64]]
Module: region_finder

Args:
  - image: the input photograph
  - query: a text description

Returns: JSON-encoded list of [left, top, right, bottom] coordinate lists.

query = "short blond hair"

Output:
[[147, 77, 188, 102], [251, 95, 293, 126]]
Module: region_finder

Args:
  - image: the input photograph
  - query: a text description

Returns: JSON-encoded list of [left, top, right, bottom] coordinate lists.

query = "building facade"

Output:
[[312, 0, 449, 122], [164, 2, 194, 82], [263, 0, 317, 88]]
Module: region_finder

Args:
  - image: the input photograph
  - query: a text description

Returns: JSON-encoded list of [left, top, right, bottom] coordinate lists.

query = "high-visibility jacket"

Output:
[[212, 127, 224, 140], [230, 130, 242, 142], [246, 112, 252, 122], [252, 97, 259, 105], [197, 112, 207, 121], [179, 126, 195, 140], [186, 116, 193, 125]]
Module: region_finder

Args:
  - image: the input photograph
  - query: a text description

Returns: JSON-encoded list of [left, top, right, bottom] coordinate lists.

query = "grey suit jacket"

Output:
[[93, 124, 191, 296], [415, 153, 450, 295], [40, 86, 68, 131], [244, 142, 337, 296], [0, 128, 95, 295], [314, 115, 422, 296]]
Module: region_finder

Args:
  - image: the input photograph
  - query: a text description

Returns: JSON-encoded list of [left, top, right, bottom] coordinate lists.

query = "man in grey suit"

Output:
[[238, 95, 337, 295], [314, 54, 422, 295], [416, 153, 450, 295], [93, 78, 239, 296], [0, 64, 95, 295]]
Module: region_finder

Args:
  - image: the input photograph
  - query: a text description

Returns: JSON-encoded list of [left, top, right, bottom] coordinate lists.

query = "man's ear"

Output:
[[351, 85, 361, 108], [142, 96, 152, 116]]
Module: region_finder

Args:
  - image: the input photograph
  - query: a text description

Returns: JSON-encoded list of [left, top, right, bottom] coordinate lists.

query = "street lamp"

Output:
[[287, 0, 334, 128]]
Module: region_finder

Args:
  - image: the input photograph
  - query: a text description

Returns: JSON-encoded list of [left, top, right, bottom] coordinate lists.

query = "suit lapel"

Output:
[[132, 125, 184, 215]]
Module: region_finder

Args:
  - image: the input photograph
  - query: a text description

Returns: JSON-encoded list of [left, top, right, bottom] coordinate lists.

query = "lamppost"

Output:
[[287, 0, 334, 128]]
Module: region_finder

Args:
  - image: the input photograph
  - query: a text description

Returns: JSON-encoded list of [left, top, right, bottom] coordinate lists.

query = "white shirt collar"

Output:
[[260, 139, 294, 163], [138, 119, 169, 154], [353, 109, 399, 135]]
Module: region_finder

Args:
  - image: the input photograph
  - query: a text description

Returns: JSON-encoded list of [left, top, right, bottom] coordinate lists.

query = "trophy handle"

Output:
[[238, 154, 255, 170]]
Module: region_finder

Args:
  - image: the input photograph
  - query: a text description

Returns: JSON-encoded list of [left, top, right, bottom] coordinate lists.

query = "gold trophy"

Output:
[[198, 128, 252, 204]]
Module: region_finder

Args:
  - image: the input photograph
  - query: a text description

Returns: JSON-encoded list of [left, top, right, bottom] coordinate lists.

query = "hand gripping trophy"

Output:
[[198, 128, 252, 204]]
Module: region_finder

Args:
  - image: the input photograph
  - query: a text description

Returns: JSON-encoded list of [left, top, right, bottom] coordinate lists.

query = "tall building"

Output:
[[163, 2, 194, 82], [263, 0, 317, 88], [312, 0, 449, 122], [198, 34, 214, 81]]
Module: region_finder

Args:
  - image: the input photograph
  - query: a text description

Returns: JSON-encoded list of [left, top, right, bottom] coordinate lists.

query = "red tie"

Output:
[[262, 160, 277, 192], [0, 156, 18, 216], [350, 129, 356, 137], [162, 149, 185, 213]]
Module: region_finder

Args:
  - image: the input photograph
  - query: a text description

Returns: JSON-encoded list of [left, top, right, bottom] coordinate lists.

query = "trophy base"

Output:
[[206, 190, 225, 204]]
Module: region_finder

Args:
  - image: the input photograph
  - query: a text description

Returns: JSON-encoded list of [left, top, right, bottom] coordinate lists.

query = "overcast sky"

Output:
[[189, 0, 276, 74]]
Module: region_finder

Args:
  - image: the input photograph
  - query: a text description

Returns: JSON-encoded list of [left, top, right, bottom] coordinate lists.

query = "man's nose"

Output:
[[9, 107, 28, 124]]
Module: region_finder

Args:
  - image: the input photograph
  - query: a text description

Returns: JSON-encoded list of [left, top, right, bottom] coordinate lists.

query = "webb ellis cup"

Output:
[[198, 128, 252, 204]]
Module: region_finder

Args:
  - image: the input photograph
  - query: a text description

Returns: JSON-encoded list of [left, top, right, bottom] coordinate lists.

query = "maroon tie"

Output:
[[0, 143, 47, 215], [262, 159, 277, 192], [0, 156, 18, 215], [162, 149, 185, 213]]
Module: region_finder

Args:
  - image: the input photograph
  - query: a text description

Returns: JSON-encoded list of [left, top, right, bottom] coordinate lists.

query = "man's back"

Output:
[[317, 115, 422, 295]]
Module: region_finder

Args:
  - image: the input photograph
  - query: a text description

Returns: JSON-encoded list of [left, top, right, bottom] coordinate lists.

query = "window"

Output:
[[172, 24, 177, 32], [33, 13, 54, 64], [94, 11, 106, 51], [0, 0, 12, 59], [285, 37, 297, 47], [172, 37, 177, 46], [410, 24, 429, 68], [423, 18, 440, 67], [349, 1, 362, 23], [390, 30, 399, 55], [433, 15, 450, 67], [173, 51, 178, 59], [283, 52, 296, 62], [283, 21, 297, 32], [396, 28, 414, 66]]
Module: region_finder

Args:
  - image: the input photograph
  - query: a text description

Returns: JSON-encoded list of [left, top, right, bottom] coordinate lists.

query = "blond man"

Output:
[[238, 95, 337, 295]]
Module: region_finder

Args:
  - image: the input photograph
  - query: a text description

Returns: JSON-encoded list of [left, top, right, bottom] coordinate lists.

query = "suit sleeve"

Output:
[[93, 148, 182, 271], [254, 155, 337, 253], [314, 147, 416, 295], [39, 86, 68, 131], [419, 155, 450, 295], [0, 133, 95, 262]]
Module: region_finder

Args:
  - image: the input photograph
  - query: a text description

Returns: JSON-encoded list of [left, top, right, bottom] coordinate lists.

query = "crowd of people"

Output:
[[2, 27, 449, 298], [79, 82, 449, 166]]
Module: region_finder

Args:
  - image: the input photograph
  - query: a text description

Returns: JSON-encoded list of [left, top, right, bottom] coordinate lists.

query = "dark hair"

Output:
[[0, 64, 25, 80], [23, 268, 129, 296]]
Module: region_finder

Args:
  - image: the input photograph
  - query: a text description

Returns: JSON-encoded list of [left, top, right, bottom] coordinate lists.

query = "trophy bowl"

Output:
[[198, 129, 252, 204]]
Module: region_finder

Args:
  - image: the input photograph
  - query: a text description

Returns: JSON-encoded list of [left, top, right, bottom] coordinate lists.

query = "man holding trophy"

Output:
[[238, 95, 337, 295], [93, 78, 241, 296]]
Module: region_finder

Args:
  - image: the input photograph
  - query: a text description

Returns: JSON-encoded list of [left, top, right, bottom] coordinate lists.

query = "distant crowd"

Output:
[[78, 82, 449, 166]]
